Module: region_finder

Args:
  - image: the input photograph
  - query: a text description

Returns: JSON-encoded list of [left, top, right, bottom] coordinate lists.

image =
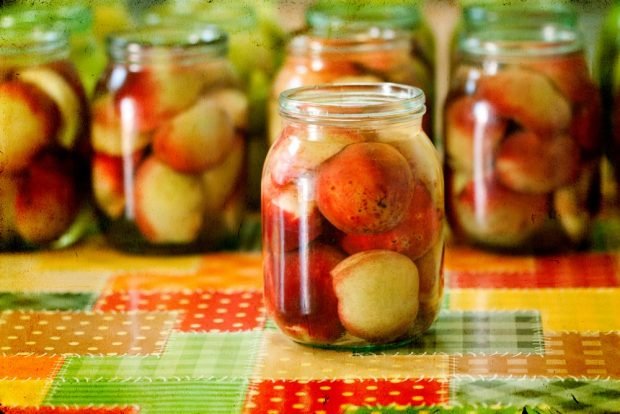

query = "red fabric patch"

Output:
[[1, 407, 139, 413]]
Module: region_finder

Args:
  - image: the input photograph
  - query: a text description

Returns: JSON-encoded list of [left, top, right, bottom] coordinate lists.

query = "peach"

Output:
[[414, 241, 444, 304], [90, 95, 151, 156], [476, 67, 571, 135], [153, 98, 235, 173], [262, 179, 324, 252], [202, 88, 249, 131], [495, 131, 580, 194], [331, 250, 419, 342], [18, 66, 85, 149], [0, 80, 59, 172], [569, 85, 602, 154], [14, 151, 79, 244], [316, 142, 414, 234], [201, 136, 245, 212], [452, 178, 551, 248], [444, 96, 508, 173], [340, 181, 443, 260], [134, 157, 206, 244], [269, 126, 364, 187], [264, 243, 346, 343], [114, 65, 206, 133], [91, 151, 143, 219]]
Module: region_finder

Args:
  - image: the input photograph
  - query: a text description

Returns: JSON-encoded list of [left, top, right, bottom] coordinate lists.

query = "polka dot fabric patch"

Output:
[[0, 311, 177, 356], [243, 379, 449, 413], [95, 290, 266, 332]]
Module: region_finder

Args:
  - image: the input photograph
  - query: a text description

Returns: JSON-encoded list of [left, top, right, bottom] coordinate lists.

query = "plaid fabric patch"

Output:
[[452, 378, 620, 413], [45, 379, 249, 414], [244, 379, 449, 413], [0, 292, 96, 311], [373, 310, 543, 355], [59, 332, 262, 379]]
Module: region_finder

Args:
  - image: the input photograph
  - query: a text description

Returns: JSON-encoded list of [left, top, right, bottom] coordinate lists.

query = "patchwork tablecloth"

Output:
[[1, 238, 620, 413]]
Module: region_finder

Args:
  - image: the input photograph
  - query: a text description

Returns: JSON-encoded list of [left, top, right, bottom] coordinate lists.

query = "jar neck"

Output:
[[306, 1, 423, 32], [462, 4, 578, 32], [0, 28, 69, 65], [106, 25, 228, 65], [459, 23, 584, 60], [279, 83, 425, 128], [288, 28, 411, 58]]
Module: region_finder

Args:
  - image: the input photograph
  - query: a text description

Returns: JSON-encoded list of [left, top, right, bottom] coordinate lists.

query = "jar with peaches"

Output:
[[444, 22, 602, 253], [269, 26, 434, 146], [0, 28, 92, 251], [263, 83, 444, 349], [91, 25, 248, 254]]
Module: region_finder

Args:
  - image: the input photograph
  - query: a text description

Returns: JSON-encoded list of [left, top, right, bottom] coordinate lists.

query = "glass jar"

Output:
[[136, 0, 286, 210], [445, 21, 602, 253], [305, 1, 435, 133], [269, 27, 434, 147], [91, 25, 248, 254], [262, 83, 444, 349], [0, 28, 92, 251], [0, 4, 106, 96]]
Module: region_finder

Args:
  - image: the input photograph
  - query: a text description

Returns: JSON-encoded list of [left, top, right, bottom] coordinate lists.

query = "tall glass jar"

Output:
[[269, 27, 434, 146], [91, 25, 248, 254], [445, 21, 602, 253], [0, 28, 92, 251], [0, 4, 106, 96], [263, 83, 444, 349]]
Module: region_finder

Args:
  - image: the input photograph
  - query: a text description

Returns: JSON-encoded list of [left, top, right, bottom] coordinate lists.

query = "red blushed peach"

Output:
[[18, 66, 86, 149], [414, 241, 444, 304], [153, 98, 235, 174], [340, 181, 443, 261], [0, 175, 18, 242], [452, 178, 551, 248], [114, 65, 206, 133], [264, 243, 346, 343], [134, 157, 207, 244], [332, 250, 419, 342], [569, 84, 602, 154], [201, 136, 245, 212], [444, 96, 508, 173], [316, 142, 414, 234], [14, 151, 79, 244], [476, 67, 571, 135], [91, 151, 143, 219], [262, 178, 323, 252], [0, 80, 59, 173], [268, 126, 365, 187], [495, 131, 580, 194], [90, 95, 151, 156]]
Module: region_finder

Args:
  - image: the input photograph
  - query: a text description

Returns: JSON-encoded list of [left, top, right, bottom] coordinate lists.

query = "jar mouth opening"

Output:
[[0, 4, 93, 33], [0, 28, 68, 57], [290, 27, 411, 55], [461, 25, 582, 57], [141, 5, 257, 33], [107, 25, 228, 63], [462, 4, 578, 29], [279, 83, 426, 124], [306, 2, 422, 31]]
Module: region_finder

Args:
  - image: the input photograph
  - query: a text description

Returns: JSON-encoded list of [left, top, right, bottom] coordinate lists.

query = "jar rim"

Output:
[[289, 27, 411, 55], [279, 83, 426, 125], [106, 24, 228, 63], [141, 4, 257, 33], [306, 2, 423, 31], [0, 27, 68, 57], [460, 24, 583, 57], [462, 4, 578, 30]]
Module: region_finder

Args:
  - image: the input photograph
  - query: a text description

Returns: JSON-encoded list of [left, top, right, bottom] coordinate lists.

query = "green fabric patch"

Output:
[[0, 292, 95, 311], [59, 331, 262, 379], [360, 310, 543, 355], [45, 378, 249, 414], [452, 378, 620, 413], [343, 406, 562, 413]]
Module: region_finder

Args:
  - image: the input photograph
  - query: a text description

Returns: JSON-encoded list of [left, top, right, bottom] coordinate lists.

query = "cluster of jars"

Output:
[[0, 0, 615, 350]]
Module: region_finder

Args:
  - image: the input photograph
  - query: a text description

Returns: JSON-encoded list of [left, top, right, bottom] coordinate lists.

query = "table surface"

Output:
[[1, 234, 620, 414]]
